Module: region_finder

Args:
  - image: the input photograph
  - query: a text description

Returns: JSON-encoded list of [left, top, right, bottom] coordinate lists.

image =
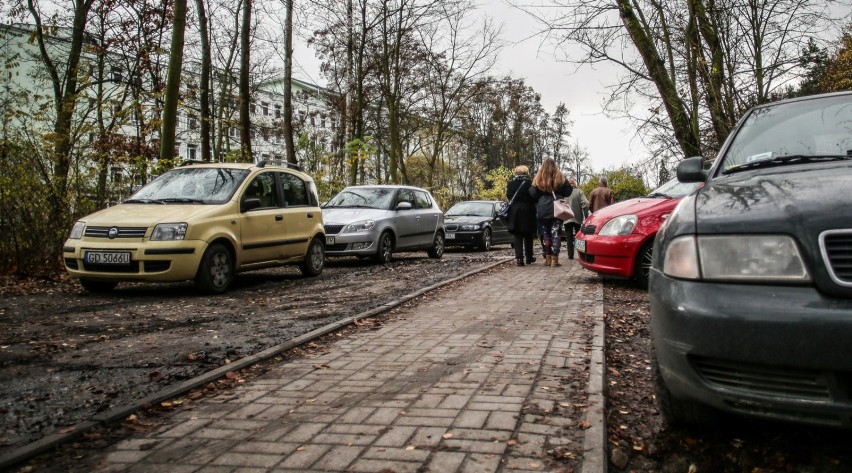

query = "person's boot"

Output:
[[545, 255, 552, 266], [516, 258, 525, 267], [551, 255, 561, 267], [568, 248, 574, 260], [526, 255, 536, 264]]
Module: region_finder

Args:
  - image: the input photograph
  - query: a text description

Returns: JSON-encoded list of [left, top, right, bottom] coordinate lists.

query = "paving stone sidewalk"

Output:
[[92, 260, 605, 473]]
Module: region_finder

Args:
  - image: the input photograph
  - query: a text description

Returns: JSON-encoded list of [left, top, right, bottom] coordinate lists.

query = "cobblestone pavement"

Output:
[[87, 260, 604, 473]]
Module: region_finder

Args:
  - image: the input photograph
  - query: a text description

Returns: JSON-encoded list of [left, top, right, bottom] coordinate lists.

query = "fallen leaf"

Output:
[[578, 421, 591, 429], [442, 433, 453, 439], [507, 439, 517, 446], [405, 445, 416, 451]]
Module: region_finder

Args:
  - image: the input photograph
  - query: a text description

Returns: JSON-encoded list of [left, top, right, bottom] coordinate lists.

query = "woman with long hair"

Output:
[[529, 159, 573, 266], [505, 165, 537, 266]]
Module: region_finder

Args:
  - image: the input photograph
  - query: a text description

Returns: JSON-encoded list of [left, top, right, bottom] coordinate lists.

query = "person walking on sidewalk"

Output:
[[589, 176, 616, 213], [564, 177, 589, 260], [506, 165, 537, 266], [530, 159, 573, 267]]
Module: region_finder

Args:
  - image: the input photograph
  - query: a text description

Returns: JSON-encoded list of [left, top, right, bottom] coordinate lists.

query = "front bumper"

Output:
[[576, 233, 645, 278], [650, 268, 852, 427], [444, 230, 483, 246], [324, 230, 381, 256], [63, 239, 206, 282]]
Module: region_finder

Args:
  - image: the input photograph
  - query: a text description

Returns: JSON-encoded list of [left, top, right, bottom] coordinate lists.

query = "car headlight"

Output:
[[69, 221, 86, 239], [662, 235, 810, 282], [151, 223, 187, 241], [460, 224, 480, 231], [598, 215, 638, 236], [343, 220, 376, 233]]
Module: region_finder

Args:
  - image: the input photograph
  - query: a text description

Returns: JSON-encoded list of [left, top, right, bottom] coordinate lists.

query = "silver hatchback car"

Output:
[[321, 185, 445, 263]]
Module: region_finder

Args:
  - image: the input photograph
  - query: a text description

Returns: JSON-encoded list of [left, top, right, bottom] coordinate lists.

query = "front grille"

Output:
[[580, 253, 594, 263], [326, 244, 348, 251], [445, 224, 459, 231], [82, 261, 140, 273], [85, 226, 148, 238], [580, 224, 597, 235], [692, 356, 831, 401], [324, 224, 345, 235], [821, 230, 852, 286], [144, 261, 171, 272]]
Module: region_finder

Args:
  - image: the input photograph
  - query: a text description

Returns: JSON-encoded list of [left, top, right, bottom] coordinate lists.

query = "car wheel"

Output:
[[478, 228, 492, 251], [633, 242, 654, 289], [195, 243, 233, 294], [427, 231, 445, 259], [375, 232, 393, 264], [299, 237, 325, 277], [652, 353, 719, 427], [80, 279, 117, 293]]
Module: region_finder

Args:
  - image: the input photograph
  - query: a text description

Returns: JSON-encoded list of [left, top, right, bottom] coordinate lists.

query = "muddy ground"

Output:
[[0, 248, 512, 459]]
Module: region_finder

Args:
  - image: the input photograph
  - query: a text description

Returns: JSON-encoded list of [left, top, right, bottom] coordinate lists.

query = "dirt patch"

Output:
[[0, 248, 511, 458], [602, 278, 852, 472]]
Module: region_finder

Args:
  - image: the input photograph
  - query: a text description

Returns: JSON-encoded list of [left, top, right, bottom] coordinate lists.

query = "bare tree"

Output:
[[238, 0, 253, 161], [160, 0, 189, 161]]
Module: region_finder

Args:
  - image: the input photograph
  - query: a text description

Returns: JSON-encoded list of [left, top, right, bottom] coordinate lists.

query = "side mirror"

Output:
[[677, 156, 708, 183], [241, 198, 262, 212], [396, 202, 413, 210]]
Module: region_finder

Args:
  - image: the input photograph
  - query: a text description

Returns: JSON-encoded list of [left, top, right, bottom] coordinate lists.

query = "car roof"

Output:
[[752, 91, 852, 110], [174, 161, 315, 181], [343, 184, 431, 192], [451, 200, 500, 204]]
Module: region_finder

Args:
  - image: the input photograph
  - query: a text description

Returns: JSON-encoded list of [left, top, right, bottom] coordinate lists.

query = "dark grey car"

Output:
[[649, 91, 852, 428], [444, 200, 512, 251]]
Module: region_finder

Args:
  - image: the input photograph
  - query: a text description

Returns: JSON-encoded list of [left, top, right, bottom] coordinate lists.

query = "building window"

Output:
[[229, 127, 237, 138], [113, 103, 122, 114], [189, 114, 198, 130], [111, 66, 123, 82], [310, 114, 315, 126], [174, 143, 181, 158], [275, 104, 282, 118], [321, 115, 326, 128], [262, 102, 269, 116]]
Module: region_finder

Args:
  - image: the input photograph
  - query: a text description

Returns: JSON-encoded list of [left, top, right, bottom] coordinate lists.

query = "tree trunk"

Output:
[[283, 0, 296, 164], [239, 0, 253, 162], [196, 0, 213, 161], [159, 0, 188, 161]]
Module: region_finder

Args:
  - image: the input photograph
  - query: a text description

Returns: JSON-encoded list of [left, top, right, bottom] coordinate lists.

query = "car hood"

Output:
[[586, 196, 680, 227], [321, 207, 393, 224], [445, 215, 492, 225], [694, 163, 852, 234], [80, 203, 221, 226]]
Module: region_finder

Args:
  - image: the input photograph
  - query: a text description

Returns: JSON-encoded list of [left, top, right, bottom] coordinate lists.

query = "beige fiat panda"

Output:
[[63, 160, 326, 293]]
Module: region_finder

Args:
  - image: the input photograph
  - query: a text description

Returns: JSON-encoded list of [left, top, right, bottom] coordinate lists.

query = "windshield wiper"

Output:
[[123, 198, 165, 204], [327, 204, 374, 209], [159, 198, 206, 204], [724, 154, 852, 174], [647, 192, 672, 198]]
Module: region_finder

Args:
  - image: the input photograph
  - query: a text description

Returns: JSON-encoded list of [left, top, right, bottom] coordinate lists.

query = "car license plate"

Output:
[[326, 236, 335, 246], [575, 239, 586, 253], [446, 232, 455, 239], [84, 251, 131, 265]]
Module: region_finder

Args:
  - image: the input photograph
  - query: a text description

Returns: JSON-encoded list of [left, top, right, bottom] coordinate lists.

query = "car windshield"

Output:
[[446, 202, 493, 217], [720, 95, 852, 173], [126, 168, 249, 204], [647, 178, 702, 198], [325, 188, 396, 209]]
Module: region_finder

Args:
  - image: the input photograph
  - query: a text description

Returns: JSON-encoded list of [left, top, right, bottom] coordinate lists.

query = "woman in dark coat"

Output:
[[505, 165, 537, 266], [529, 158, 573, 267]]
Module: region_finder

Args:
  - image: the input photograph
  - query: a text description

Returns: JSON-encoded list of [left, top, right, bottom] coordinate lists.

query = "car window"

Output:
[[128, 168, 249, 204], [446, 202, 493, 217], [649, 178, 702, 198], [414, 191, 432, 209], [396, 189, 415, 208], [243, 173, 279, 208], [720, 96, 852, 171], [325, 188, 396, 209], [280, 172, 309, 207]]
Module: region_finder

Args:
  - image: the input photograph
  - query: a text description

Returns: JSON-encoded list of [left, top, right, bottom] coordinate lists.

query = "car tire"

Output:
[[80, 279, 117, 293], [299, 237, 325, 277], [633, 241, 654, 289], [375, 232, 393, 264], [478, 228, 492, 251], [427, 231, 445, 259], [652, 353, 719, 427], [195, 243, 234, 294]]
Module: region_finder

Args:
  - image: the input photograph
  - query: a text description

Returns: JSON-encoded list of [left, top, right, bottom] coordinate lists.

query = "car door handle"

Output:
[[275, 215, 283, 221], [307, 213, 314, 218], [415, 216, 422, 220]]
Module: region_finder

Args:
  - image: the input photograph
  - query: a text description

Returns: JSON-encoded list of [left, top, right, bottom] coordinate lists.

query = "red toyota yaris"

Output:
[[574, 178, 702, 287]]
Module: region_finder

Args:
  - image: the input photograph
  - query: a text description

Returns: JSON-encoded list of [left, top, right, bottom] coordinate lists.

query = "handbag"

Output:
[[552, 190, 574, 221], [496, 181, 527, 221]]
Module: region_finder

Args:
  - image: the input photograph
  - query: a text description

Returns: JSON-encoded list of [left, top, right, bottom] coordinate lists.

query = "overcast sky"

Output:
[[291, 1, 651, 173]]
